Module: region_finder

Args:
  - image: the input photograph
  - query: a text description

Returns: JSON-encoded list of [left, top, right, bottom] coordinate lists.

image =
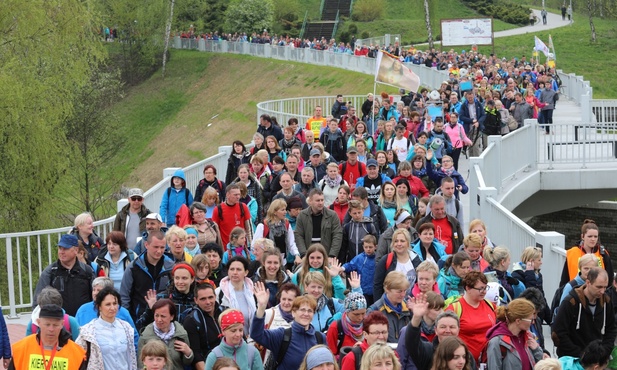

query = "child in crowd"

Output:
[[159, 169, 194, 227], [191, 254, 216, 287], [343, 234, 378, 305], [221, 227, 255, 266], [340, 200, 377, 264], [140, 340, 169, 370]]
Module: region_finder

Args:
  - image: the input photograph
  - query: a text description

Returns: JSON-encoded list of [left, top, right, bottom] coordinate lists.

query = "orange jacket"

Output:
[[565, 246, 606, 281], [10, 333, 85, 370]]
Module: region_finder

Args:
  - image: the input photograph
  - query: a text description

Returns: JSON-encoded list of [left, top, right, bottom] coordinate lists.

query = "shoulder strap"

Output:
[[352, 346, 363, 370], [450, 300, 463, 317], [185, 188, 190, 206], [315, 331, 324, 345], [386, 252, 394, 270], [275, 328, 293, 367], [327, 298, 336, 316], [321, 181, 327, 191], [336, 320, 345, 353], [358, 163, 364, 177], [263, 223, 269, 238], [455, 199, 460, 214], [217, 204, 223, 220], [341, 162, 347, 176], [63, 314, 71, 333], [167, 187, 171, 199]]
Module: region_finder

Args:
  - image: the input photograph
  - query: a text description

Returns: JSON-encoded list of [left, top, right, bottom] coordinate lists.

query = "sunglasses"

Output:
[[130, 197, 143, 201]]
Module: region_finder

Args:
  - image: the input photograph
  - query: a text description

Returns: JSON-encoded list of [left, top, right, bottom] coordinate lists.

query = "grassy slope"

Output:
[[340, 0, 517, 44], [110, 51, 385, 189]]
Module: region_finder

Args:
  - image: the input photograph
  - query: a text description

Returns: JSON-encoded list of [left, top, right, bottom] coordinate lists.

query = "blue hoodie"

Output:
[[159, 169, 193, 226]]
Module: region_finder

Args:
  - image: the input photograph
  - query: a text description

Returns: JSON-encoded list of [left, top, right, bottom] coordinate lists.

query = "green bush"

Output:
[[351, 0, 385, 22], [348, 23, 358, 34], [360, 31, 370, 39], [339, 31, 351, 44], [461, 0, 529, 26]]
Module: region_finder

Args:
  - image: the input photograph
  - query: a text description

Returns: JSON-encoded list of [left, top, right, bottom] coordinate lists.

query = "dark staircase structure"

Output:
[[301, 0, 353, 41]]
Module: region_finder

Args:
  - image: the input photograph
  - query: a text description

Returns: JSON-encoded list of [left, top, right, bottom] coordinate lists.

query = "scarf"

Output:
[[381, 200, 397, 209], [441, 166, 455, 177], [413, 167, 427, 177], [495, 269, 514, 298], [316, 294, 329, 312], [279, 305, 294, 323], [383, 294, 403, 314], [420, 320, 436, 337], [341, 312, 364, 342], [153, 322, 176, 344], [281, 138, 296, 148], [324, 174, 343, 188], [267, 220, 286, 238]]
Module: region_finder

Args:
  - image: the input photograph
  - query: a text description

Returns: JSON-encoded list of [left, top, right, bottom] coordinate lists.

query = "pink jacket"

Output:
[[445, 122, 472, 149]]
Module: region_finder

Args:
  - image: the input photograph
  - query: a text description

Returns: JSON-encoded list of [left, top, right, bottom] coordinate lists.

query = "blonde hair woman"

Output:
[[253, 199, 300, 266], [360, 342, 401, 370]]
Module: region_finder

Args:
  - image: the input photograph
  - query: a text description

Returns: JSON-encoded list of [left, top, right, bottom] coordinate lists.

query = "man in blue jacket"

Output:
[[458, 91, 486, 157]]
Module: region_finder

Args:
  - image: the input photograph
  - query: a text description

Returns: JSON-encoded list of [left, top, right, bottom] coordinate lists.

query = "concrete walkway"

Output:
[[494, 9, 572, 38]]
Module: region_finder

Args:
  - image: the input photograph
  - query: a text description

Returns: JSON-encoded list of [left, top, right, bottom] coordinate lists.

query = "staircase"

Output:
[[302, 0, 353, 40], [303, 22, 337, 41]]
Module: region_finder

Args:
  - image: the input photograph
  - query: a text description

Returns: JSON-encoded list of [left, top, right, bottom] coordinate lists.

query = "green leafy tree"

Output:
[[98, 0, 168, 85], [61, 68, 125, 219], [0, 0, 104, 232], [224, 0, 274, 34]]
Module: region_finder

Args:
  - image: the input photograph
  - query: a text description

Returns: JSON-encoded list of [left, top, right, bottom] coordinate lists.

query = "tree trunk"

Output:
[[587, 0, 597, 42], [424, 0, 433, 49], [162, 0, 176, 78]]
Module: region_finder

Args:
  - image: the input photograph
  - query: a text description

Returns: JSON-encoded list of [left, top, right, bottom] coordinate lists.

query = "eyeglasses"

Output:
[[520, 318, 534, 322], [470, 286, 489, 292], [368, 331, 389, 336], [296, 308, 314, 314], [442, 159, 452, 163], [130, 197, 143, 201]]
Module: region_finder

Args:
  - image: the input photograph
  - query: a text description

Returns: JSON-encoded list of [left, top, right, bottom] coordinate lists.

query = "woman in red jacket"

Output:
[[329, 185, 350, 225]]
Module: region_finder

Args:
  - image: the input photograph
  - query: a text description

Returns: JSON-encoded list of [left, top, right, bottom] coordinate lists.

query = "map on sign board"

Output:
[[440, 18, 493, 46]]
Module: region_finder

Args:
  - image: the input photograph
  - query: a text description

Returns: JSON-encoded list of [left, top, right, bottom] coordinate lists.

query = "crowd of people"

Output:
[[0, 47, 603, 370]]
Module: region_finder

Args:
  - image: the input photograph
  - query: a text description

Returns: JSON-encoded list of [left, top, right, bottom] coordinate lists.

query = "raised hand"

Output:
[[410, 293, 429, 318], [253, 281, 270, 308], [144, 289, 157, 309], [348, 271, 361, 289], [326, 257, 342, 276], [426, 149, 434, 160]]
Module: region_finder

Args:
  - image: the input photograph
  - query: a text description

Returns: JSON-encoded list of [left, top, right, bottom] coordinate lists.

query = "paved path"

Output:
[[494, 9, 572, 38]]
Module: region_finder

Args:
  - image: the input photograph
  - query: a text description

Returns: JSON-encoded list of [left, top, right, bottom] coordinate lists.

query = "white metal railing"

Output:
[[174, 37, 449, 95], [591, 99, 617, 123], [0, 145, 235, 317], [536, 121, 617, 167]]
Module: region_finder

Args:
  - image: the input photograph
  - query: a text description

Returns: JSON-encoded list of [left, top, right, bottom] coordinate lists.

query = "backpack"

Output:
[[262, 220, 290, 237], [334, 319, 346, 354], [385, 252, 395, 271], [323, 298, 337, 331], [478, 336, 510, 366], [216, 202, 246, 221], [263, 326, 325, 370], [184, 308, 213, 353], [31, 314, 71, 335], [349, 345, 363, 370], [550, 279, 579, 320], [166, 187, 190, 206], [212, 343, 257, 367], [340, 161, 364, 179]]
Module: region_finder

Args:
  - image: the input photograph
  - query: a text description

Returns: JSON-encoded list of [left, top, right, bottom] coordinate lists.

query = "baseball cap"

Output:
[[366, 159, 378, 168], [347, 146, 358, 154], [57, 234, 78, 249], [128, 188, 143, 198], [310, 149, 321, 157], [144, 213, 163, 222]]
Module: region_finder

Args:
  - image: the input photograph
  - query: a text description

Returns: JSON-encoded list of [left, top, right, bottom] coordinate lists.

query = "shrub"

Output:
[[348, 23, 358, 34], [351, 0, 385, 22], [460, 0, 529, 26]]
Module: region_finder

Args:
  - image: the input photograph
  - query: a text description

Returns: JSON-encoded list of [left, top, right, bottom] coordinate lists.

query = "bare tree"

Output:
[[162, 0, 176, 78], [587, 0, 597, 42], [424, 0, 434, 49]]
